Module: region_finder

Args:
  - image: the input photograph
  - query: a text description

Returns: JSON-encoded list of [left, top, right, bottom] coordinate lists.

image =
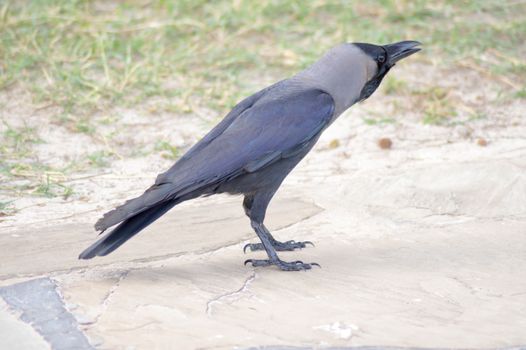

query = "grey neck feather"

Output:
[[292, 44, 376, 117]]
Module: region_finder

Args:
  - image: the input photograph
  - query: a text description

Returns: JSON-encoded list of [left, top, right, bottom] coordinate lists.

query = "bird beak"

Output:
[[384, 41, 422, 65]]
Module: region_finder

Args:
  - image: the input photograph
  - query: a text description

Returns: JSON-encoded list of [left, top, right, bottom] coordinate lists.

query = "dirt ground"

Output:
[[1, 52, 526, 350]]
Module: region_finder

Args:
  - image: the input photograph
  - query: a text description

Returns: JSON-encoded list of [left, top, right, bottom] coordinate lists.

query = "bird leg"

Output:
[[244, 221, 319, 271], [243, 224, 314, 253], [242, 193, 314, 254]]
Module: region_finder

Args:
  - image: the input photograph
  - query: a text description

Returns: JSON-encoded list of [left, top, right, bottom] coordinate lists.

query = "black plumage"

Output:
[[79, 41, 421, 270]]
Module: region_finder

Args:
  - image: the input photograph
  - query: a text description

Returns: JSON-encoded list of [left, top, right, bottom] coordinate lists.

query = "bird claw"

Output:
[[285, 240, 314, 247], [244, 259, 271, 267], [243, 243, 255, 254], [291, 260, 320, 268], [243, 240, 315, 253], [244, 259, 321, 271]]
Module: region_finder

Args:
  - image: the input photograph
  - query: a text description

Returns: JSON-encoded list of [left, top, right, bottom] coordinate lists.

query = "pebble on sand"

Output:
[[378, 137, 393, 149], [477, 138, 488, 147]]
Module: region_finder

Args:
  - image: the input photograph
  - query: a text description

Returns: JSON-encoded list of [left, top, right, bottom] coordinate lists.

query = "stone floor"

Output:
[[2, 170, 526, 349]]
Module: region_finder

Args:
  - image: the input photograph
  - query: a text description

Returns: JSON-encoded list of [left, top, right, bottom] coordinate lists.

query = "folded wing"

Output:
[[95, 87, 334, 231]]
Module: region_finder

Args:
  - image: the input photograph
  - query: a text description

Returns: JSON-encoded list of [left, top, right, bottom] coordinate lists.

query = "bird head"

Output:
[[354, 40, 421, 101]]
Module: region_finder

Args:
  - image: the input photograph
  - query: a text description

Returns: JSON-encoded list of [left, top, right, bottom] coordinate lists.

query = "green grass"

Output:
[[33, 174, 74, 198], [0, 121, 45, 188], [383, 76, 409, 95], [414, 86, 457, 125], [0, 119, 84, 199], [86, 150, 111, 167], [0, 200, 17, 216], [1, 121, 41, 156], [516, 89, 526, 99], [155, 140, 179, 160], [2, 0, 524, 116], [0, 0, 525, 203], [363, 117, 396, 126]]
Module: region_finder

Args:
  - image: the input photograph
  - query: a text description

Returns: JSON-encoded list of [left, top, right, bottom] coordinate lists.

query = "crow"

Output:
[[79, 41, 421, 271]]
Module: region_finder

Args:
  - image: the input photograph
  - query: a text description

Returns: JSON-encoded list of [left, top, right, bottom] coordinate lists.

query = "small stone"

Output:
[[73, 313, 95, 325], [328, 139, 340, 149], [477, 138, 488, 147], [378, 137, 392, 149]]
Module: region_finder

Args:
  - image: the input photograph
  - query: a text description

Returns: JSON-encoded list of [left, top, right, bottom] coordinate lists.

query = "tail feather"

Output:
[[94, 183, 174, 232], [79, 199, 178, 259]]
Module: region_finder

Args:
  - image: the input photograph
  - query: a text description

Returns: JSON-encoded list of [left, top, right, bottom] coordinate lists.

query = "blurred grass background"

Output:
[[2, 0, 524, 115], [0, 0, 525, 205]]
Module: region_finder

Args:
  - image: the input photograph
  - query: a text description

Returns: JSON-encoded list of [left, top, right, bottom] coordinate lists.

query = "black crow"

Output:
[[79, 41, 421, 271]]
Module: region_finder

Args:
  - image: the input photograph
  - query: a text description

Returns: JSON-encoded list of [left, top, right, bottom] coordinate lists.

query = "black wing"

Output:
[[158, 88, 334, 191], [95, 87, 334, 230]]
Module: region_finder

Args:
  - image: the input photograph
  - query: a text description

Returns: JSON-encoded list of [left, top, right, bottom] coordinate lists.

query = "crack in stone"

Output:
[[103, 321, 159, 333], [93, 270, 129, 324], [1, 202, 325, 282], [0, 237, 252, 282], [206, 272, 256, 317], [2, 206, 325, 283]]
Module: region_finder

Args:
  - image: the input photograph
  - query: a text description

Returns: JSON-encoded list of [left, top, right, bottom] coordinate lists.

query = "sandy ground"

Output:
[[1, 63, 526, 349]]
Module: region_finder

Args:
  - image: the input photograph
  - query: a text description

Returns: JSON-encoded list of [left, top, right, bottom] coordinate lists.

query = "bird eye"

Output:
[[378, 55, 385, 63]]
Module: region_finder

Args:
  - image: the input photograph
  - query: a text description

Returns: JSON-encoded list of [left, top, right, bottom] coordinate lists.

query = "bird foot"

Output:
[[243, 240, 314, 253], [244, 259, 320, 271]]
